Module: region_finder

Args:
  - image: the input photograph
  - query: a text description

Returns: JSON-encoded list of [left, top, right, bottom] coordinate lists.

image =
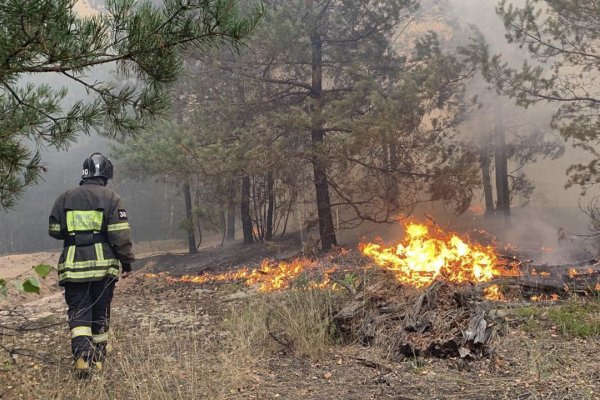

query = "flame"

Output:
[[141, 220, 574, 304], [483, 284, 504, 301], [531, 293, 560, 302], [468, 205, 484, 215], [144, 259, 333, 293], [360, 220, 509, 288], [531, 269, 551, 278]]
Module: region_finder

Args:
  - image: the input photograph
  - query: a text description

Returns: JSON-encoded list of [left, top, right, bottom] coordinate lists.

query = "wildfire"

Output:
[[145, 259, 333, 293], [568, 268, 579, 279], [360, 220, 513, 288], [144, 220, 572, 302], [531, 293, 560, 302], [483, 284, 504, 301]]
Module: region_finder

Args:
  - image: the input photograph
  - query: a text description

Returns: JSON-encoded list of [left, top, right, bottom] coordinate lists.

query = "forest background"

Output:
[[1, 0, 598, 259]]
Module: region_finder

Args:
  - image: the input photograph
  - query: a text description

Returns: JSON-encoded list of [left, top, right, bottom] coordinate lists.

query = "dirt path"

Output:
[[0, 252, 60, 280]]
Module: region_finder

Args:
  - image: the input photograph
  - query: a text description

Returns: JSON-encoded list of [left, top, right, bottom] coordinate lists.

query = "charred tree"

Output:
[[241, 176, 254, 245], [310, 30, 337, 251], [183, 182, 197, 254]]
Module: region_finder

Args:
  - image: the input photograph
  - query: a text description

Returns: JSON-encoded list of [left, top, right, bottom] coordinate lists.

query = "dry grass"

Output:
[[3, 289, 337, 399], [225, 288, 337, 359], [5, 312, 258, 400], [4, 284, 600, 400]]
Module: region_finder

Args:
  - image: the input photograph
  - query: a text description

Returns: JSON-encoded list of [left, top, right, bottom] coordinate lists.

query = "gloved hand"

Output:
[[121, 263, 132, 279]]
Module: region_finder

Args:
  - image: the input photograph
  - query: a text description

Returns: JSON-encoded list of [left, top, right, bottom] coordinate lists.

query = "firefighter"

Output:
[[48, 152, 135, 375]]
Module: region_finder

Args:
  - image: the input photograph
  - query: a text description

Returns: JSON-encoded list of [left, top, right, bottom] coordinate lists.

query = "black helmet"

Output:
[[82, 152, 113, 180]]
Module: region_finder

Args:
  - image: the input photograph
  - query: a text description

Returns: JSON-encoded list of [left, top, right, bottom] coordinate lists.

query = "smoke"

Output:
[[1, 0, 598, 259]]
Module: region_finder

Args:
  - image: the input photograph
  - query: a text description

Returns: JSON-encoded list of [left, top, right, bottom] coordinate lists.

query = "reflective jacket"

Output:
[[48, 178, 135, 285]]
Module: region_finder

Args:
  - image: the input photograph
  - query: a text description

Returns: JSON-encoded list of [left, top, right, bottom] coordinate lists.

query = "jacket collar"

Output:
[[80, 177, 108, 187]]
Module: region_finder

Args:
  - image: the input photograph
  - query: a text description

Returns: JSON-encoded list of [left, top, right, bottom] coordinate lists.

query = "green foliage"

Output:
[[244, 0, 480, 220], [14, 276, 40, 294], [481, 0, 600, 190], [33, 264, 52, 279], [0, 264, 53, 298], [119, 0, 482, 241], [0, 0, 262, 209], [341, 273, 360, 288], [515, 299, 600, 338], [548, 300, 600, 338]]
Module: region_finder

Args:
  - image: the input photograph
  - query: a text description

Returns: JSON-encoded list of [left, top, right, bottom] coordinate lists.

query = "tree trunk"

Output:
[[226, 180, 236, 242], [226, 208, 236, 242], [241, 176, 254, 245], [386, 141, 399, 210], [479, 144, 495, 216], [183, 182, 197, 254], [266, 173, 275, 241], [494, 118, 510, 220], [220, 210, 227, 245], [310, 30, 337, 251], [194, 186, 202, 249]]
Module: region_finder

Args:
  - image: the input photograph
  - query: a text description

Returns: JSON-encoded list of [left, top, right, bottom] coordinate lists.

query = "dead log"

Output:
[[518, 262, 600, 294], [456, 262, 600, 300], [403, 281, 442, 332], [463, 309, 487, 344]]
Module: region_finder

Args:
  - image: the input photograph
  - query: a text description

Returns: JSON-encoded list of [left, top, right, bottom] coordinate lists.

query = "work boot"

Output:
[[92, 341, 108, 371], [74, 357, 91, 378], [93, 361, 103, 372]]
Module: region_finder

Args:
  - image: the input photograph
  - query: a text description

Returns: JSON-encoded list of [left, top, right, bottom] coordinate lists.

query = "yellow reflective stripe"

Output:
[[107, 222, 130, 232], [49, 224, 61, 232], [71, 326, 92, 338], [92, 333, 109, 343], [66, 210, 104, 232], [95, 243, 104, 261], [58, 259, 119, 269], [66, 245, 76, 264], [59, 267, 119, 280]]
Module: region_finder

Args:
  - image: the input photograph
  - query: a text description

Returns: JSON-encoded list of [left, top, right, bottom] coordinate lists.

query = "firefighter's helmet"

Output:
[[82, 152, 113, 180]]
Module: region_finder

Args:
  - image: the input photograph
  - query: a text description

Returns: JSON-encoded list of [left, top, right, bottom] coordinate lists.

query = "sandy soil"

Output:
[[0, 252, 60, 280]]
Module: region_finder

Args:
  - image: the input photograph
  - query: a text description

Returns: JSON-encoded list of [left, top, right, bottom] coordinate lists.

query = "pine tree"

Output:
[[0, 0, 260, 208], [239, 0, 479, 249], [482, 0, 600, 190]]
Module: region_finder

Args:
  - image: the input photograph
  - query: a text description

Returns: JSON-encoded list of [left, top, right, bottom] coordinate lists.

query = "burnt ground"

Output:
[[1, 238, 599, 400]]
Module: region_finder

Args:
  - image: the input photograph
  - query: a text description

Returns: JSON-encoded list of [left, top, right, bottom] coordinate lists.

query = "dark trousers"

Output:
[[63, 277, 116, 361]]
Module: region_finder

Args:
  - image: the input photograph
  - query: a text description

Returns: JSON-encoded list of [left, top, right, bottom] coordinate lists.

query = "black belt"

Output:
[[63, 233, 108, 247]]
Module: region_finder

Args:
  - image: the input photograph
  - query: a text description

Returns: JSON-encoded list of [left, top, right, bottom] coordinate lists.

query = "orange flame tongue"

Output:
[[360, 221, 500, 287], [165, 259, 327, 293]]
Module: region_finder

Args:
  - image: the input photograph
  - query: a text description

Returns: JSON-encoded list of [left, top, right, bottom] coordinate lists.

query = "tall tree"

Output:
[[117, 0, 485, 252], [494, 112, 510, 218], [238, 0, 480, 249], [113, 122, 202, 253], [469, 103, 564, 217], [0, 0, 260, 208], [482, 0, 599, 190]]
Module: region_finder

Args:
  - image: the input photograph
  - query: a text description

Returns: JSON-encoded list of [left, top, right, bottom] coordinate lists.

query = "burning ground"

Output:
[[1, 223, 600, 399]]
